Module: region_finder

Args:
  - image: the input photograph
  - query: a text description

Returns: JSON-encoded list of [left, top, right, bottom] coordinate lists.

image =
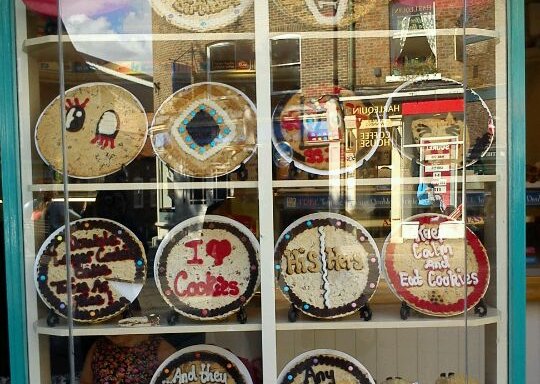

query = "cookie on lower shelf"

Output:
[[34, 218, 147, 323], [278, 349, 375, 384], [275, 213, 380, 319], [150, 344, 253, 384], [154, 215, 260, 320], [382, 213, 490, 317]]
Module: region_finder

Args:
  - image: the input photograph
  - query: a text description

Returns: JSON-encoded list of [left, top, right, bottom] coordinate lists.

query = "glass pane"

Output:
[[14, 0, 508, 383]]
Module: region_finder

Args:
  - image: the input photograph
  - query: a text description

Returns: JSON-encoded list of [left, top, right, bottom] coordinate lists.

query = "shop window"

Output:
[[389, 0, 438, 80], [271, 35, 301, 94]]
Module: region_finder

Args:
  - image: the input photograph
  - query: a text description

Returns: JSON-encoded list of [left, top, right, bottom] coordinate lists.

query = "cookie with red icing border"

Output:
[[382, 213, 490, 316], [154, 215, 260, 320]]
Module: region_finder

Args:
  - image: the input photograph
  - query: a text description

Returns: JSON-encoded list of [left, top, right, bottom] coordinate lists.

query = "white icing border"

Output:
[[171, 98, 237, 162], [33, 217, 147, 322], [150, 0, 254, 32], [150, 344, 253, 384], [382, 76, 495, 168], [277, 349, 376, 384], [34, 82, 148, 179], [318, 226, 331, 308], [305, 0, 348, 25], [153, 214, 260, 320], [151, 82, 257, 178], [271, 95, 382, 176]]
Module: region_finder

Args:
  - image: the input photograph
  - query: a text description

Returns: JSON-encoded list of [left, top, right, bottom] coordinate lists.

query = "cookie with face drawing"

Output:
[[35, 83, 148, 178]]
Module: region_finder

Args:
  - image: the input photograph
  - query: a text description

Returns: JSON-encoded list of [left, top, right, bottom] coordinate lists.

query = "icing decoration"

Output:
[[154, 215, 260, 320], [34, 218, 147, 323], [275, 213, 380, 319], [305, 0, 348, 25], [382, 213, 490, 316], [278, 349, 375, 384], [272, 92, 381, 175], [151, 82, 257, 178], [150, 345, 253, 384], [151, 0, 254, 32], [319, 226, 331, 308], [35, 82, 148, 179], [171, 99, 236, 162]]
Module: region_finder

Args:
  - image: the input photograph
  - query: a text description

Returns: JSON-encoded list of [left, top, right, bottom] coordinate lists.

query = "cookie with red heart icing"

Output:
[[154, 215, 260, 320]]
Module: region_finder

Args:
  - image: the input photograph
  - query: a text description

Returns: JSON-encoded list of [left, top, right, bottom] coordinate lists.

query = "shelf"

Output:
[[34, 309, 261, 337], [276, 304, 499, 331], [29, 181, 259, 192], [23, 28, 497, 54], [23, 32, 256, 53], [27, 175, 496, 193], [272, 174, 497, 189]]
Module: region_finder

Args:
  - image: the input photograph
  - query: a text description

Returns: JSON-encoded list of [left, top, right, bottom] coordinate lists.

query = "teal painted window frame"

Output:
[[0, 1, 526, 383], [507, 0, 526, 382], [0, 1, 29, 384]]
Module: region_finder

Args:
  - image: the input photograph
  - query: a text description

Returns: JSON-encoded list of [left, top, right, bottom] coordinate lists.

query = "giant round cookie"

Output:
[[275, 213, 380, 318], [273, 92, 381, 175], [151, 345, 253, 384], [154, 215, 260, 320], [272, 0, 377, 27], [151, 0, 253, 32], [278, 349, 375, 384], [35, 83, 148, 179], [382, 77, 495, 169], [151, 82, 257, 178], [382, 213, 490, 316], [34, 218, 147, 323]]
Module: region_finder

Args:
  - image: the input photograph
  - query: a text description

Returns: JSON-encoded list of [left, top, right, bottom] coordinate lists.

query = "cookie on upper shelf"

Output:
[[278, 349, 375, 384], [35, 83, 148, 179], [154, 215, 260, 320], [272, 90, 382, 176], [272, 0, 378, 27], [382, 213, 490, 317], [275, 213, 380, 319], [34, 218, 147, 323], [151, 82, 257, 178], [151, 344, 253, 384], [151, 0, 254, 32]]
